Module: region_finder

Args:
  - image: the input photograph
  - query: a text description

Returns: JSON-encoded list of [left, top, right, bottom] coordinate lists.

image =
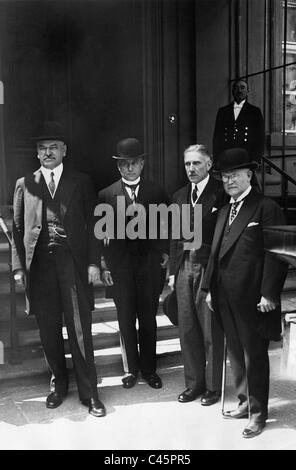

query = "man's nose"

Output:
[[45, 147, 51, 155]]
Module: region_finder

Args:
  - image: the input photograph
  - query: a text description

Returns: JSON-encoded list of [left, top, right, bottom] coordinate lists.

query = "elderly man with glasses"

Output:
[[11, 121, 106, 417], [202, 147, 287, 438]]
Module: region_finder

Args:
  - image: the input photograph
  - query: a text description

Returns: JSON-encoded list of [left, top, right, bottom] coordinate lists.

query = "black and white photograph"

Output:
[[0, 0, 296, 452]]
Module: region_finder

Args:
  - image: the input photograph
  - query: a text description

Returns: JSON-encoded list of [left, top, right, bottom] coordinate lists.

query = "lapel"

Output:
[[218, 188, 260, 259], [28, 170, 43, 225], [198, 177, 220, 218], [235, 101, 249, 124], [57, 169, 78, 220], [212, 204, 230, 257], [137, 179, 148, 205], [226, 102, 235, 123], [176, 184, 190, 205], [111, 180, 126, 207]]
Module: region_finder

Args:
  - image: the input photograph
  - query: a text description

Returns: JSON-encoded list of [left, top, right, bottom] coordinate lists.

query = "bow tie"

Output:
[[234, 103, 243, 109]]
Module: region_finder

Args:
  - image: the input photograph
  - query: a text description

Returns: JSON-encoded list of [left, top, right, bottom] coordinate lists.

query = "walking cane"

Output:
[[221, 335, 227, 416]]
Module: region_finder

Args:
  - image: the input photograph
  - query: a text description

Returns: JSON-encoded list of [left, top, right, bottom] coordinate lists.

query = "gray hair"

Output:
[[184, 144, 212, 161]]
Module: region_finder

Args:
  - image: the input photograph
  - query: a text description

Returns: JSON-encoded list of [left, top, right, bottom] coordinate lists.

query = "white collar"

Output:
[[230, 184, 252, 203], [122, 176, 141, 186], [233, 99, 246, 108], [40, 162, 63, 179], [191, 174, 209, 195]]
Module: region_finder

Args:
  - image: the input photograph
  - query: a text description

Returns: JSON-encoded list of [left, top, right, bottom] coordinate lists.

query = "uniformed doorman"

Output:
[[212, 79, 265, 164]]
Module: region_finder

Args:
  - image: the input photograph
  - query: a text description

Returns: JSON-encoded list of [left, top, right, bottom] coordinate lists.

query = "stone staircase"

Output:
[[0, 216, 181, 382], [1, 205, 296, 384]]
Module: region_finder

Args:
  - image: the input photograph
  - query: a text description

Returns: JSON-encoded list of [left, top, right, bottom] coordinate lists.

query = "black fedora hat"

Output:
[[213, 147, 258, 173], [31, 121, 67, 143], [162, 289, 178, 326], [112, 137, 146, 160]]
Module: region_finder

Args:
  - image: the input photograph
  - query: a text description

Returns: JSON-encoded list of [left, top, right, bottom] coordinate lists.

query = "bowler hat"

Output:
[[213, 148, 258, 173], [162, 289, 178, 326], [31, 121, 67, 143], [112, 137, 146, 160]]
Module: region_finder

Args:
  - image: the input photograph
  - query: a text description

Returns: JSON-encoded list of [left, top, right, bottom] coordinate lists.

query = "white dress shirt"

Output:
[[229, 184, 252, 224], [191, 174, 209, 206], [233, 99, 246, 121], [40, 163, 63, 198], [122, 176, 140, 200]]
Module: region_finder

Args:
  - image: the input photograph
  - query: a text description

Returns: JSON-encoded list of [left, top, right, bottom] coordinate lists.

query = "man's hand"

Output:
[[88, 265, 100, 284], [205, 291, 214, 311], [13, 269, 25, 287], [257, 296, 277, 313], [168, 275, 175, 290], [101, 270, 114, 287], [160, 253, 169, 269]]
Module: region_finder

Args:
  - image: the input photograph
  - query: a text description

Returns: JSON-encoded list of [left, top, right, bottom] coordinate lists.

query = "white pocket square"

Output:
[[247, 222, 259, 227], [211, 207, 218, 213]]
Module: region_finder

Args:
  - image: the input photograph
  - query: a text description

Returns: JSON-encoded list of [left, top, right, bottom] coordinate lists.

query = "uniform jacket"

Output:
[[202, 189, 288, 340], [169, 175, 228, 277], [213, 101, 265, 162], [11, 168, 100, 314], [97, 178, 170, 274]]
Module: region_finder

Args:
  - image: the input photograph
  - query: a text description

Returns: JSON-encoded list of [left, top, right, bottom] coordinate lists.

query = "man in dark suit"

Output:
[[98, 138, 169, 389], [202, 147, 288, 438], [11, 121, 106, 417], [213, 79, 265, 164], [169, 145, 226, 406]]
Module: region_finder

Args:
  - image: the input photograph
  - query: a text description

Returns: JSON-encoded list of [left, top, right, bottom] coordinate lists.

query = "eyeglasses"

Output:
[[221, 173, 241, 183], [38, 145, 60, 154]]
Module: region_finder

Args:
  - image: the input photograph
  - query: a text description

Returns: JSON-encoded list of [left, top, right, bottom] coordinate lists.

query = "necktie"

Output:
[[192, 185, 198, 205], [125, 184, 138, 203], [48, 171, 56, 197], [229, 201, 241, 225]]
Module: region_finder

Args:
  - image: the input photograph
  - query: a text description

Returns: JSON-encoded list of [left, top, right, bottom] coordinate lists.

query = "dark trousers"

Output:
[[30, 247, 98, 401], [112, 251, 161, 376], [176, 254, 224, 392], [217, 286, 269, 423]]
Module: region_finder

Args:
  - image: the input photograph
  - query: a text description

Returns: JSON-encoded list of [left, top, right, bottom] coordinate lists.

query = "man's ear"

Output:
[[207, 159, 213, 171], [63, 144, 67, 157]]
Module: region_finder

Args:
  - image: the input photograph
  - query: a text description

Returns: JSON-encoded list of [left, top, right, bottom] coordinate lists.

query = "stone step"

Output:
[[0, 310, 178, 350], [0, 337, 182, 387]]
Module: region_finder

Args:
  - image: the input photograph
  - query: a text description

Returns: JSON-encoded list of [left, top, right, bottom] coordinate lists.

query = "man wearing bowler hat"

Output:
[[98, 137, 169, 389], [11, 121, 106, 417], [202, 147, 287, 438], [169, 144, 226, 406]]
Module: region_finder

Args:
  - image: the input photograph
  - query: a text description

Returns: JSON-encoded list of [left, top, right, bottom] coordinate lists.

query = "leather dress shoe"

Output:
[[81, 397, 106, 417], [142, 373, 162, 389], [242, 421, 265, 438], [201, 390, 221, 406], [178, 388, 202, 403], [46, 392, 65, 409], [223, 408, 249, 419], [122, 374, 137, 389]]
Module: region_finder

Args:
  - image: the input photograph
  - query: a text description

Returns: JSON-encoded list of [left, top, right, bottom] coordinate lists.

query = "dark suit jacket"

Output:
[[169, 175, 228, 277], [213, 101, 265, 162], [11, 168, 99, 314], [202, 189, 288, 340], [97, 178, 170, 274]]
